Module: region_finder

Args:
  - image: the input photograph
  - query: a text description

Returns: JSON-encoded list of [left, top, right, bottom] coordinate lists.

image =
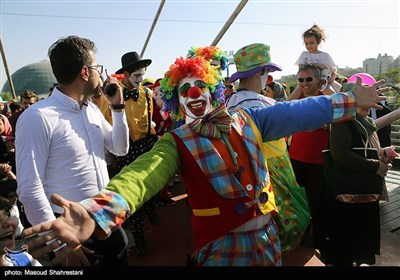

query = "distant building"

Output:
[[1, 60, 57, 99], [363, 53, 394, 75], [392, 55, 400, 70]]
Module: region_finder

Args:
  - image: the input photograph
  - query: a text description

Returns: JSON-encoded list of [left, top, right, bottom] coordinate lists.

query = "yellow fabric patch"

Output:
[[243, 112, 278, 215], [264, 139, 287, 159], [193, 207, 221, 216]]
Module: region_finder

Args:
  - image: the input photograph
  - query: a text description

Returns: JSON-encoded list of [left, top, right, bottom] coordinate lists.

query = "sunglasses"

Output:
[[224, 85, 233, 89], [298, 77, 314, 83]]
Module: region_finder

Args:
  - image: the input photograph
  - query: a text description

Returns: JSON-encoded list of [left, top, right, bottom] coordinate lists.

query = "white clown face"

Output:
[[178, 76, 212, 120], [260, 68, 269, 90], [128, 68, 146, 88]]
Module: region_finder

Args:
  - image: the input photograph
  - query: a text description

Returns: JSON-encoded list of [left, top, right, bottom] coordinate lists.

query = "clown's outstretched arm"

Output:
[[246, 77, 388, 142], [22, 134, 180, 263]]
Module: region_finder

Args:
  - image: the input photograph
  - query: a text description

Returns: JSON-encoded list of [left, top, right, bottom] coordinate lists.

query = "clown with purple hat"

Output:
[[226, 43, 310, 254], [229, 43, 281, 83], [226, 43, 281, 110]]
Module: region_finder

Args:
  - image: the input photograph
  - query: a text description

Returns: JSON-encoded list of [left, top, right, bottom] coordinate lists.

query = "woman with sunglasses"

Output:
[[288, 64, 331, 251]]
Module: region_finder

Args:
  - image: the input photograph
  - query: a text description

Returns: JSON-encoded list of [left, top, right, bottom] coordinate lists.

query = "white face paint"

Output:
[[128, 68, 146, 88], [178, 76, 212, 120], [260, 69, 269, 90]]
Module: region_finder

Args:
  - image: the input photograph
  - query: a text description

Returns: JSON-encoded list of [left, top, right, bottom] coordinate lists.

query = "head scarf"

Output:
[[0, 114, 12, 137], [343, 82, 377, 138]]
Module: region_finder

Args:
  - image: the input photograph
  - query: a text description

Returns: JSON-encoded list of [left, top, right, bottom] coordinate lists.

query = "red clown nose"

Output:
[[187, 87, 202, 99]]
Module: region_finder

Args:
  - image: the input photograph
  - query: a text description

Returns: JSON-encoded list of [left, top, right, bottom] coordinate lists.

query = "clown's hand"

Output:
[[21, 194, 96, 262], [352, 76, 388, 110]]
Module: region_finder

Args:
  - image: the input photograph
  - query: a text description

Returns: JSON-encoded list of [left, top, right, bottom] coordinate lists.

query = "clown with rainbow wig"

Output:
[[160, 56, 225, 125], [187, 46, 230, 71], [23, 55, 389, 266]]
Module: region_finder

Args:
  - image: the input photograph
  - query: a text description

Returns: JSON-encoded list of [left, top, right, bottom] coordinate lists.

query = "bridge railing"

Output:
[[392, 124, 400, 151], [391, 124, 400, 169]]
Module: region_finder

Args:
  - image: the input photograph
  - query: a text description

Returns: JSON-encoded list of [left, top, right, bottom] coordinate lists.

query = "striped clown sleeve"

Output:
[[80, 190, 131, 239]]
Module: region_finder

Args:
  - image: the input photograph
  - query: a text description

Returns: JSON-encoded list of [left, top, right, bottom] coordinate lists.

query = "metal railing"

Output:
[[391, 124, 400, 151]]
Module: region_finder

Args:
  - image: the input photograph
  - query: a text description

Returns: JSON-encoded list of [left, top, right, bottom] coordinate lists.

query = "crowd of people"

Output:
[[0, 23, 396, 267]]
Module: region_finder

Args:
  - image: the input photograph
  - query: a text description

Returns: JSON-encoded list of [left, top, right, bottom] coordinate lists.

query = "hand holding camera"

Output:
[[103, 71, 124, 97], [100, 70, 125, 110]]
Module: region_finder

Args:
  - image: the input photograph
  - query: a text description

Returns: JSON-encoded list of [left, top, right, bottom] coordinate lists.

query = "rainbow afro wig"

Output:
[[160, 56, 225, 122], [187, 46, 229, 71]]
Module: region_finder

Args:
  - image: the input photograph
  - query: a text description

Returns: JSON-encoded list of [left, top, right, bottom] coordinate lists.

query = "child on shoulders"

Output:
[[289, 24, 341, 100]]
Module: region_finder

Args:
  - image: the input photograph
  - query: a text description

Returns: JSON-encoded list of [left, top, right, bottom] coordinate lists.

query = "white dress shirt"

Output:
[[16, 88, 129, 225]]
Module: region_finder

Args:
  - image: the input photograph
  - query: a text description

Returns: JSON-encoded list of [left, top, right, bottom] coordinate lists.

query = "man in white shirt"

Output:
[[16, 35, 129, 266]]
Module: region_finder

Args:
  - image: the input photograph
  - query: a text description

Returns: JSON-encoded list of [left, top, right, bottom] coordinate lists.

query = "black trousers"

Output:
[[84, 227, 129, 266]]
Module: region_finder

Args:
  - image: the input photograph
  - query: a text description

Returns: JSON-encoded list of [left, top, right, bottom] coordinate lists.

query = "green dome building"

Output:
[[1, 60, 57, 99]]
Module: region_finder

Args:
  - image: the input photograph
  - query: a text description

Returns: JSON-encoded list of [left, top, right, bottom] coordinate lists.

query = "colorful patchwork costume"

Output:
[[79, 55, 360, 266]]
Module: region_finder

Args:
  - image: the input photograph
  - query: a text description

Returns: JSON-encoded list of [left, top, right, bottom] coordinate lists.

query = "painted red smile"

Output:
[[187, 100, 207, 116]]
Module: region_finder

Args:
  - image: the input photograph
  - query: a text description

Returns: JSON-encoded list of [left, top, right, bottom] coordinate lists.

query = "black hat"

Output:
[[115, 52, 152, 74]]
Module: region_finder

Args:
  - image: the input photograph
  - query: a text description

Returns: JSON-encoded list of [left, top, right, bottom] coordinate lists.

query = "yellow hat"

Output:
[[143, 78, 154, 86]]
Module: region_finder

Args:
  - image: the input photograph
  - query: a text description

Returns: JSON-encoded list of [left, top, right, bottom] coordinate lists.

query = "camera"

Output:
[[103, 80, 118, 97], [102, 71, 124, 97]]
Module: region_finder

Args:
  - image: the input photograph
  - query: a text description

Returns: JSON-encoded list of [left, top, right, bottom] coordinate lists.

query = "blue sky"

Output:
[[0, 0, 399, 89]]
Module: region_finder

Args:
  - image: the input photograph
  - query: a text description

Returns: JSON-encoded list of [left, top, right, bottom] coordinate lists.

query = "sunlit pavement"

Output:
[[127, 170, 400, 267]]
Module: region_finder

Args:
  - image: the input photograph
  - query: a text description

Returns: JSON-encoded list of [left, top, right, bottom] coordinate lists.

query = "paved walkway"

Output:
[[376, 168, 400, 266], [381, 168, 400, 236], [127, 170, 400, 267]]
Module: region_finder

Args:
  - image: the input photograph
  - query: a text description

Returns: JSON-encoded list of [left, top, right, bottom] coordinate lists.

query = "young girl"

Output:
[[289, 24, 341, 100]]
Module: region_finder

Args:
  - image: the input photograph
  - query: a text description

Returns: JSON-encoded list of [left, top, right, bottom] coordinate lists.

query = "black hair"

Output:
[[48, 35, 96, 85], [298, 63, 321, 78], [0, 196, 12, 214], [9, 102, 22, 114], [0, 179, 17, 198]]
